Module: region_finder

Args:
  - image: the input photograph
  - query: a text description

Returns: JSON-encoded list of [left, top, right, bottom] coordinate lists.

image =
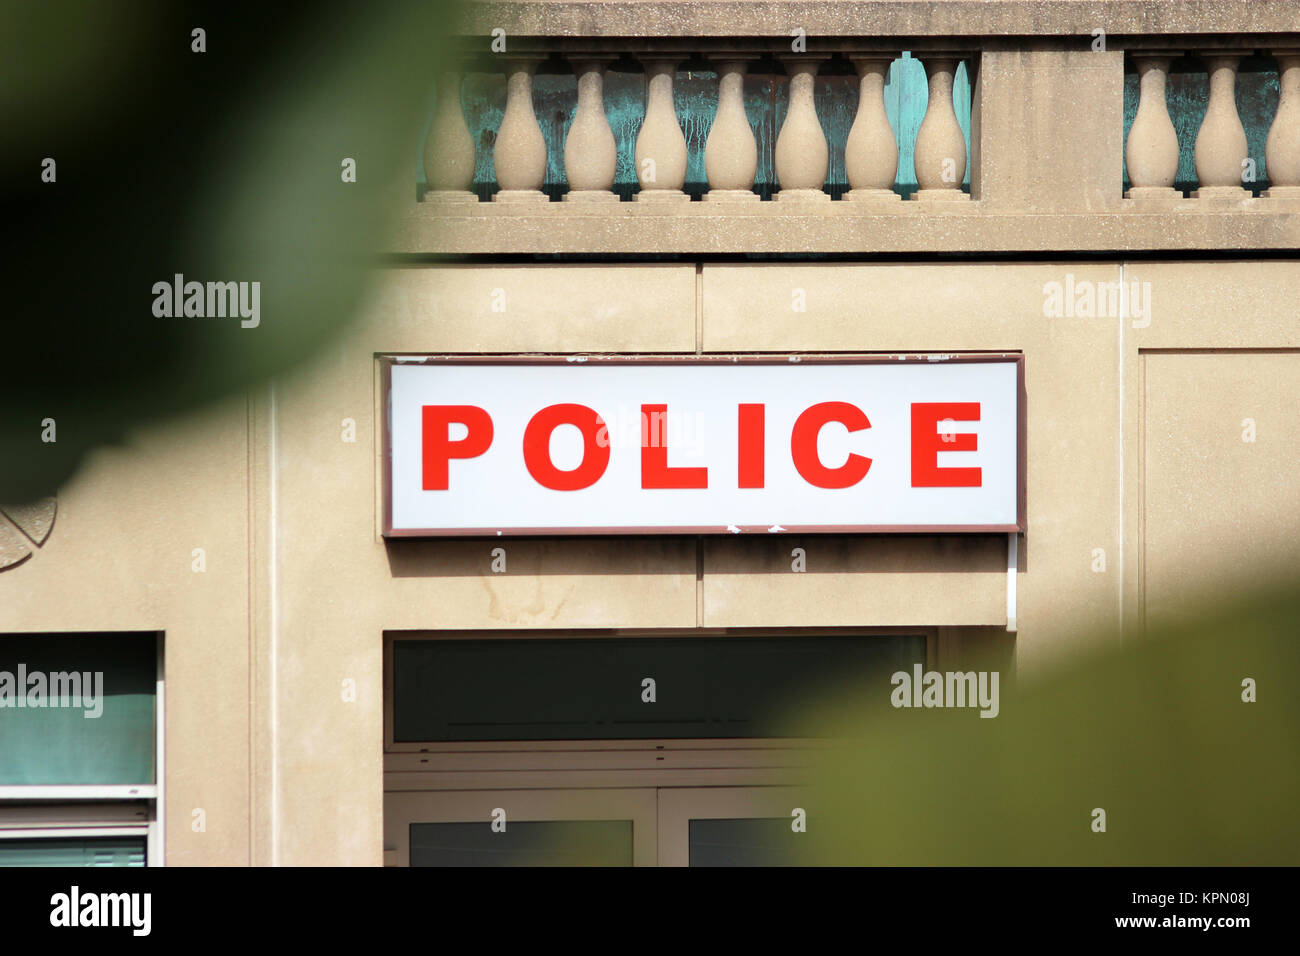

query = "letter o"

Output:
[[523, 404, 610, 490]]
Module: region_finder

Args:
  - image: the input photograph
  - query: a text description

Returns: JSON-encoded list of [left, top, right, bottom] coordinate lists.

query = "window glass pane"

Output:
[[0, 837, 147, 867], [393, 634, 923, 742], [689, 817, 807, 867], [0, 633, 156, 785], [410, 820, 632, 866]]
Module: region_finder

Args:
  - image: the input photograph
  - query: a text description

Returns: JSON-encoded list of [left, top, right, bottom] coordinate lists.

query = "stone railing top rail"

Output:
[[448, 1, 1300, 39]]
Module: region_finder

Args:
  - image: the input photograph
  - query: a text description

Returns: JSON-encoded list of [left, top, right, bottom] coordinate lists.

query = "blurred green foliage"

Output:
[[801, 573, 1300, 865], [1, 0, 460, 501]]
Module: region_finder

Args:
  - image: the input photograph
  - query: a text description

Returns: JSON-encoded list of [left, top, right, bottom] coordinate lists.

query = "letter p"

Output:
[[423, 405, 493, 490]]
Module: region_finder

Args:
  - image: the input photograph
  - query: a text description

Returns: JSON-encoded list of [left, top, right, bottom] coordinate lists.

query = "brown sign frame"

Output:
[[380, 352, 1027, 537]]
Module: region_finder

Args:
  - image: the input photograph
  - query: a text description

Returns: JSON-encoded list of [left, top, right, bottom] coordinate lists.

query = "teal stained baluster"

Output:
[[1123, 57, 1280, 195], [892, 52, 972, 198]]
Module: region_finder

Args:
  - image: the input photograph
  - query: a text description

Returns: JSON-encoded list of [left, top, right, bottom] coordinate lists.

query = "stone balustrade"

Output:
[[422, 49, 1300, 209], [1125, 50, 1300, 201], [422, 53, 973, 204], [400, 36, 1300, 256]]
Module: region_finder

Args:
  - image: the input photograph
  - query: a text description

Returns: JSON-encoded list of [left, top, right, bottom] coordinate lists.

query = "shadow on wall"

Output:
[[383, 533, 1014, 577]]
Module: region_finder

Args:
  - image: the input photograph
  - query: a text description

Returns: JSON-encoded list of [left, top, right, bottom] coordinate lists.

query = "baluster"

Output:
[[845, 55, 900, 201], [422, 69, 478, 203], [1264, 51, 1300, 199], [774, 57, 829, 201], [913, 55, 969, 200], [1193, 54, 1249, 199], [704, 58, 760, 202], [564, 58, 619, 202], [493, 58, 548, 202], [1125, 56, 1181, 199], [635, 59, 690, 202]]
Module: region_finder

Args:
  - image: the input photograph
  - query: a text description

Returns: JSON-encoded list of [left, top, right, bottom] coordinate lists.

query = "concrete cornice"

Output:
[[393, 202, 1300, 255], [449, 1, 1300, 39]]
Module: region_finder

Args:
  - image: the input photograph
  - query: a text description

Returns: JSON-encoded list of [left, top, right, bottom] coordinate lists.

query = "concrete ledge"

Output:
[[451, 1, 1300, 39], [392, 201, 1300, 254]]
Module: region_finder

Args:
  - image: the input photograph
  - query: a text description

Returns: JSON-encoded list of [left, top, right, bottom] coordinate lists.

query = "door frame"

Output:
[[382, 626, 930, 864]]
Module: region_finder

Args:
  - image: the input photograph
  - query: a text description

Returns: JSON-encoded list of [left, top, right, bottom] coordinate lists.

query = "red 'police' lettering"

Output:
[[737, 403, 765, 488], [790, 402, 872, 488], [523, 403, 611, 491], [422, 405, 493, 490], [421, 399, 988, 492], [911, 402, 982, 487], [641, 403, 708, 489]]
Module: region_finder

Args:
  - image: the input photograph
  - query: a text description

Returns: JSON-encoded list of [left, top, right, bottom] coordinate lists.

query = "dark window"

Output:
[[0, 633, 156, 785], [393, 634, 923, 742], [409, 820, 632, 867], [0, 837, 147, 867], [689, 818, 807, 867]]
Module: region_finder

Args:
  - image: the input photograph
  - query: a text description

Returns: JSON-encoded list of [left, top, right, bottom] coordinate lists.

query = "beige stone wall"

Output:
[[0, 399, 254, 865], [3, 258, 1296, 865], [1141, 350, 1300, 624]]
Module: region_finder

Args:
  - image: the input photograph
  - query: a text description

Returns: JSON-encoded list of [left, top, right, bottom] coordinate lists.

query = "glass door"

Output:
[[384, 788, 658, 866], [657, 786, 812, 866]]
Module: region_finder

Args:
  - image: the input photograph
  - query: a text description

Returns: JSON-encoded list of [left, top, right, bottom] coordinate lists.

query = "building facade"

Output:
[[2, 0, 1299, 866]]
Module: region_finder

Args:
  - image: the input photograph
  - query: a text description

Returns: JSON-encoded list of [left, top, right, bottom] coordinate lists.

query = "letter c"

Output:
[[790, 402, 871, 488]]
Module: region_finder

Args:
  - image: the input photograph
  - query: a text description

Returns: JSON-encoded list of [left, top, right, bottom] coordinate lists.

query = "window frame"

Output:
[[383, 626, 933, 783], [0, 632, 164, 867]]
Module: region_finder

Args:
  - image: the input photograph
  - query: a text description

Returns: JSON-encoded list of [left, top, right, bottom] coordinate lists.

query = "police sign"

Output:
[[383, 355, 1025, 535]]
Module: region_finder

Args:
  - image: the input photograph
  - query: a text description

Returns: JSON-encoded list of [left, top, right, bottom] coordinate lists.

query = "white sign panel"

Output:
[[384, 357, 1023, 535]]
